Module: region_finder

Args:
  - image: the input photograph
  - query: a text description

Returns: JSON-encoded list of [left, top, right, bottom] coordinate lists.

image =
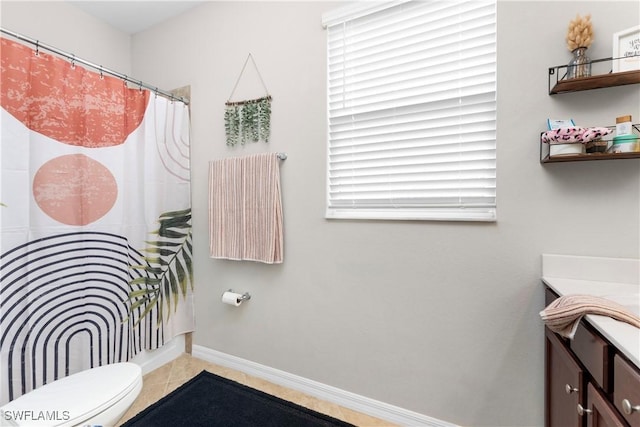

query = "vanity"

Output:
[[542, 254, 640, 427]]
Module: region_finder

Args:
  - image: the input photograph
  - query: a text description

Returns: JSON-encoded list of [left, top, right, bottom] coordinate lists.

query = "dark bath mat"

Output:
[[121, 370, 356, 427]]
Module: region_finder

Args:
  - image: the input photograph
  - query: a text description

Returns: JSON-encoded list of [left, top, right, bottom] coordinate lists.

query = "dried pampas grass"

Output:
[[566, 14, 593, 51]]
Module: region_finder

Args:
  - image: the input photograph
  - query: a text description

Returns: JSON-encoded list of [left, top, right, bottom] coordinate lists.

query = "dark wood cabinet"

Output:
[[546, 327, 585, 427], [544, 286, 640, 427], [571, 322, 611, 392], [614, 355, 640, 427], [587, 383, 627, 427]]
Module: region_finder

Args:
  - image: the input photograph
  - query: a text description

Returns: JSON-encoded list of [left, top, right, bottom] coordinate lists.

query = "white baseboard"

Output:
[[192, 345, 457, 427], [132, 334, 185, 375]]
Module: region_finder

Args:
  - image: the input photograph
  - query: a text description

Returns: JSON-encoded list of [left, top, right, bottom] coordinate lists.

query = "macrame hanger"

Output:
[[227, 53, 270, 103], [224, 53, 272, 146]]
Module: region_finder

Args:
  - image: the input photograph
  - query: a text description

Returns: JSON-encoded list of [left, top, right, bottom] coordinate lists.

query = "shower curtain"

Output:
[[0, 38, 194, 405]]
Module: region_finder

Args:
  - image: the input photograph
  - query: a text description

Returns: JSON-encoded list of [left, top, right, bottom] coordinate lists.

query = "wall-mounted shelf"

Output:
[[540, 124, 640, 163], [549, 70, 640, 95], [548, 56, 640, 95], [543, 55, 640, 163], [541, 151, 640, 163]]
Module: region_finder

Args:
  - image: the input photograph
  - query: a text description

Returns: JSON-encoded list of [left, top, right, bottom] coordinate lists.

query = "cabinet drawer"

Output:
[[614, 354, 640, 427], [545, 287, 559, 306], [571, 322, 611, 392]]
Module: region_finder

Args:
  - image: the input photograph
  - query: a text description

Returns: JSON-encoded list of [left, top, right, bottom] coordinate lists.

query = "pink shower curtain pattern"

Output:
[[0, 38, 194, 405]]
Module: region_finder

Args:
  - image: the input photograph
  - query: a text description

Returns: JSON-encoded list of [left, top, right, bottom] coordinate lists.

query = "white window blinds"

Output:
[[324, 0, 497, 221]]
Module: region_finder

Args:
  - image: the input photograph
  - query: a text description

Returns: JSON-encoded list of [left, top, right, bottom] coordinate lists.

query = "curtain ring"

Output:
[[99, 66, 104, 80], [139, 81, 143, 92], [70, 54, 76, 69], [34, 40, 39, 56]]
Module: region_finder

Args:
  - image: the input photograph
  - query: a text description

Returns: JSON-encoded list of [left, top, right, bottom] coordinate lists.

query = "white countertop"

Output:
[[542, 254, 640, 369]]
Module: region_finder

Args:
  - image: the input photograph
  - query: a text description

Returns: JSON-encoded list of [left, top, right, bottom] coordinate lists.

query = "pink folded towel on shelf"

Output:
[[209, 153, 283, 264], [540, 294, 640, 339]]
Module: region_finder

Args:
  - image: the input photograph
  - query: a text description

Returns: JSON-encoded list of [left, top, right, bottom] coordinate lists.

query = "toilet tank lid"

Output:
[[0, 363, 142, 427]]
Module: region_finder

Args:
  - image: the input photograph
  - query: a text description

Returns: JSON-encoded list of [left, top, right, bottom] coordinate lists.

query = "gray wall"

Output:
[[3, 2, 640, 426], [1, 1, 131, 74]]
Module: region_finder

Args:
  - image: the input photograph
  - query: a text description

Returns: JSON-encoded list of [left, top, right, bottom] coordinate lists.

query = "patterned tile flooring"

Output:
[[116, 353, 396, 426]]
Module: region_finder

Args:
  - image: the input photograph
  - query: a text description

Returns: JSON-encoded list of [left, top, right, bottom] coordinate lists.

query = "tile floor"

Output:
[[116, 353, 396, 426]]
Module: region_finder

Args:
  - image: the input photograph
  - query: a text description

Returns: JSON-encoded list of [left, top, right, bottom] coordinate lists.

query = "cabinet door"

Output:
[[586, 383, 626, 427], [614, 354, 640, 427], [546, 327, 585, 427]]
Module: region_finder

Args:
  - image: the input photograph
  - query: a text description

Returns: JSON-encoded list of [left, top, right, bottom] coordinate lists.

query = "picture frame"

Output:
[[612, 25, 640, 72]]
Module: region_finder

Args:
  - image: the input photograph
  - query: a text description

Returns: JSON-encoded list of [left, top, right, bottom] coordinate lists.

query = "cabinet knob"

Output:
[[565, 384, 578, 394], [577, 404, 592, 416], [622, 399, 640, 415]]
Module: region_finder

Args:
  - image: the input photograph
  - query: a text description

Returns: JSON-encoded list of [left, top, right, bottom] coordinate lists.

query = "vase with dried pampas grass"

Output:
[[566, 14, 593, 79]]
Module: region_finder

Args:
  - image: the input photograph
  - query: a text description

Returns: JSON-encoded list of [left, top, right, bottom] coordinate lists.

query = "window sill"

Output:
[[325, 208, 497, 222]]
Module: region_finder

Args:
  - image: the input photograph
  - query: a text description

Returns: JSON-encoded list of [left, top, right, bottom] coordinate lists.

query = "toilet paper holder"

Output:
[[227, 289, 251, 301]]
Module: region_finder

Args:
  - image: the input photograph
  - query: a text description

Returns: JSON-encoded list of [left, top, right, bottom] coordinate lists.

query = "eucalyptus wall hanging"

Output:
[[225, 54, 272, 146]]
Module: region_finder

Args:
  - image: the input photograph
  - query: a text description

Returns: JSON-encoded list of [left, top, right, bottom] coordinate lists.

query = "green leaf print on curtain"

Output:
[[127, 208, 193, 325]]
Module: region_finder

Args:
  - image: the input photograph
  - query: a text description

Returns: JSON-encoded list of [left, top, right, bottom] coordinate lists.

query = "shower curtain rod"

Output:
[[0, 27, 189, 105]]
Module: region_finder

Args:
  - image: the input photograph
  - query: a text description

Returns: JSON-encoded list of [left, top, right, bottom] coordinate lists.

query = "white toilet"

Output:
[[0, 363, 142, 426]]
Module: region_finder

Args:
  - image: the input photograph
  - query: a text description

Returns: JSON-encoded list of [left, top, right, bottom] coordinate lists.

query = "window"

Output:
[[323, 0, 497, 221]]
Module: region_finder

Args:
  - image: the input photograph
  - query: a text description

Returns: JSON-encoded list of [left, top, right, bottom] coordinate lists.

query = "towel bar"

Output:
[[277, 153, 287, 160]]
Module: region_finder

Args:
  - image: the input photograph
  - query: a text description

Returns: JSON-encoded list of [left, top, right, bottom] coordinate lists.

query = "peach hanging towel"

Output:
[[540, 294, 640, 338], [209, 153, 283, 264]]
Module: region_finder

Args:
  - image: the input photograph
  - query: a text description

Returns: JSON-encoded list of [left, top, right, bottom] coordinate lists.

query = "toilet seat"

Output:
[[0, 363, 142, 427]]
